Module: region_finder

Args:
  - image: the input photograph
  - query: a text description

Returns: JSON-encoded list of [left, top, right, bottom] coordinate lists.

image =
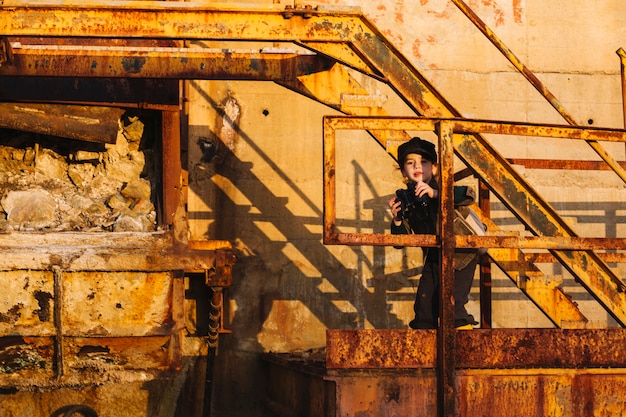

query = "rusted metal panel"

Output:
[[458, 329, 626, 369], [0, 102, 121, 144], [0, 271, 55, 336], [327, 329, 626, 370], [458, 370, 626, 417], [62, 271, 174, 337], [333, 373, 438, 417], [0, 336, 175, 388], [326, 329, 437, 369], [267, 352, 626, 417]]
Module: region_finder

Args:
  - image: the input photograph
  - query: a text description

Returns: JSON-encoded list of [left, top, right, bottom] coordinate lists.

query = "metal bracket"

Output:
[[206, 249, 236, 287]]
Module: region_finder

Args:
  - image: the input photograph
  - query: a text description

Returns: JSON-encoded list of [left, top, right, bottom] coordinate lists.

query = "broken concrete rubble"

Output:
[[0, 115, 156, 232]]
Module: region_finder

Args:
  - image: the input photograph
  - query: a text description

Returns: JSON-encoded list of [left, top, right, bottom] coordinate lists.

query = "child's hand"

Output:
[[415, 181, 437, 199], [388, 197, 402, 224]]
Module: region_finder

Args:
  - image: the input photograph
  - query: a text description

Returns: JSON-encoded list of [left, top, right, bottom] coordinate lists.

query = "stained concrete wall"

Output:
[[185, 1, 626, 415]]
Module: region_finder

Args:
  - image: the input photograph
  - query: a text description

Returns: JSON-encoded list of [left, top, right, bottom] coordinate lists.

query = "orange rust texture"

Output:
[[329, 370, 626, 417], [457, 373, 626, 416], [513, 0, 524, 24], [64, 336, 173, 372], [62, 272, 173, 337], [334, 373, 437, 416], [327, 329, 626, 369], [326, 329, 437, 369], [0, 271, 55, 336]]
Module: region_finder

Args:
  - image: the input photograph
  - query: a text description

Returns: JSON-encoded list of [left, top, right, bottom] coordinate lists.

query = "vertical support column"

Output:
[[162, 110, 182, 229], [322, 116, 337, 243], [478, 181, 492, 328], [53, 266, 64, 380], [618, 48, 626, 133], [437, 121, 456, 417]]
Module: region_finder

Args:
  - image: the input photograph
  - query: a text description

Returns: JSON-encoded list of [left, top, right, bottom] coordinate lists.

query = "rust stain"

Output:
[[33, 291, 53, 322], [412, 38, 422, 59], [0, 304, 22, 323], [513, 0, 523, 24]]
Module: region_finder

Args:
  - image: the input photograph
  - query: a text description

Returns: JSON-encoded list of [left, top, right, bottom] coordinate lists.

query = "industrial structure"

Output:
[[1, 1, 626, 416]]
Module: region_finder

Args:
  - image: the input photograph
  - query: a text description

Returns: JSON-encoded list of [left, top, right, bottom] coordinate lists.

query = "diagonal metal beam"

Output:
[[478, 215, 589, 328], [452, 129, 626, 326], [451, 0, 626, 184]]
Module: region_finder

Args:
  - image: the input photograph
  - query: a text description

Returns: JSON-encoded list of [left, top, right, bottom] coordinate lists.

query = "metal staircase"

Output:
[[2, 1, 626, 416]]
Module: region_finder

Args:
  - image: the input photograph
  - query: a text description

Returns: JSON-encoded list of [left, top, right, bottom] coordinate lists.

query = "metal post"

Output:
[[478, 181, 492, 328], [438, 121, 457, 417], [617, 48, 626, 162]]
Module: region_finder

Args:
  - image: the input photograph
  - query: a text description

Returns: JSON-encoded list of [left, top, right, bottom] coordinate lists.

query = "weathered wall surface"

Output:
[[184, 1, 626, 415]]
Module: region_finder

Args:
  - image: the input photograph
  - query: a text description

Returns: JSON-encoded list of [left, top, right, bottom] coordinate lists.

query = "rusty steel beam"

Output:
[[0, 102, 122, 144], [526, 251, 626, 264], [0, 1, 364, 41], [507, 158, 626, 170], [1, 43, 334, 80], [437, 122, 458, 415], [0, 2, 447, 116], [451, 118, 626, 142], [162, 110, 182, 229], [326, 329, 626, 369], [478, 183, 492, 328]]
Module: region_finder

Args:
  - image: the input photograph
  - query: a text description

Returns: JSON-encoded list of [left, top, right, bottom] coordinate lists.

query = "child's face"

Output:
[[402, 153, 434, 183]]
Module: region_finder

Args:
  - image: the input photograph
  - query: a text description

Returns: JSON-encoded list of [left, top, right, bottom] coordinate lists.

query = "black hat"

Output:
[[397, 137, 437, 164]]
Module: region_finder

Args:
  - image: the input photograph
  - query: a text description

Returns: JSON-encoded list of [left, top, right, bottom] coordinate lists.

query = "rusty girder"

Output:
[[0, 42, 334, 80]]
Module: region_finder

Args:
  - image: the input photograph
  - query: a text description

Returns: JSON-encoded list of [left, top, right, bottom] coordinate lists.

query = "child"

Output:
[[388, 137, 478, 329]]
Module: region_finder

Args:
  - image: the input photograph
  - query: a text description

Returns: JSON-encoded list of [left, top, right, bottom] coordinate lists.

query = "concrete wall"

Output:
[[186, 1, 626, 415]]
